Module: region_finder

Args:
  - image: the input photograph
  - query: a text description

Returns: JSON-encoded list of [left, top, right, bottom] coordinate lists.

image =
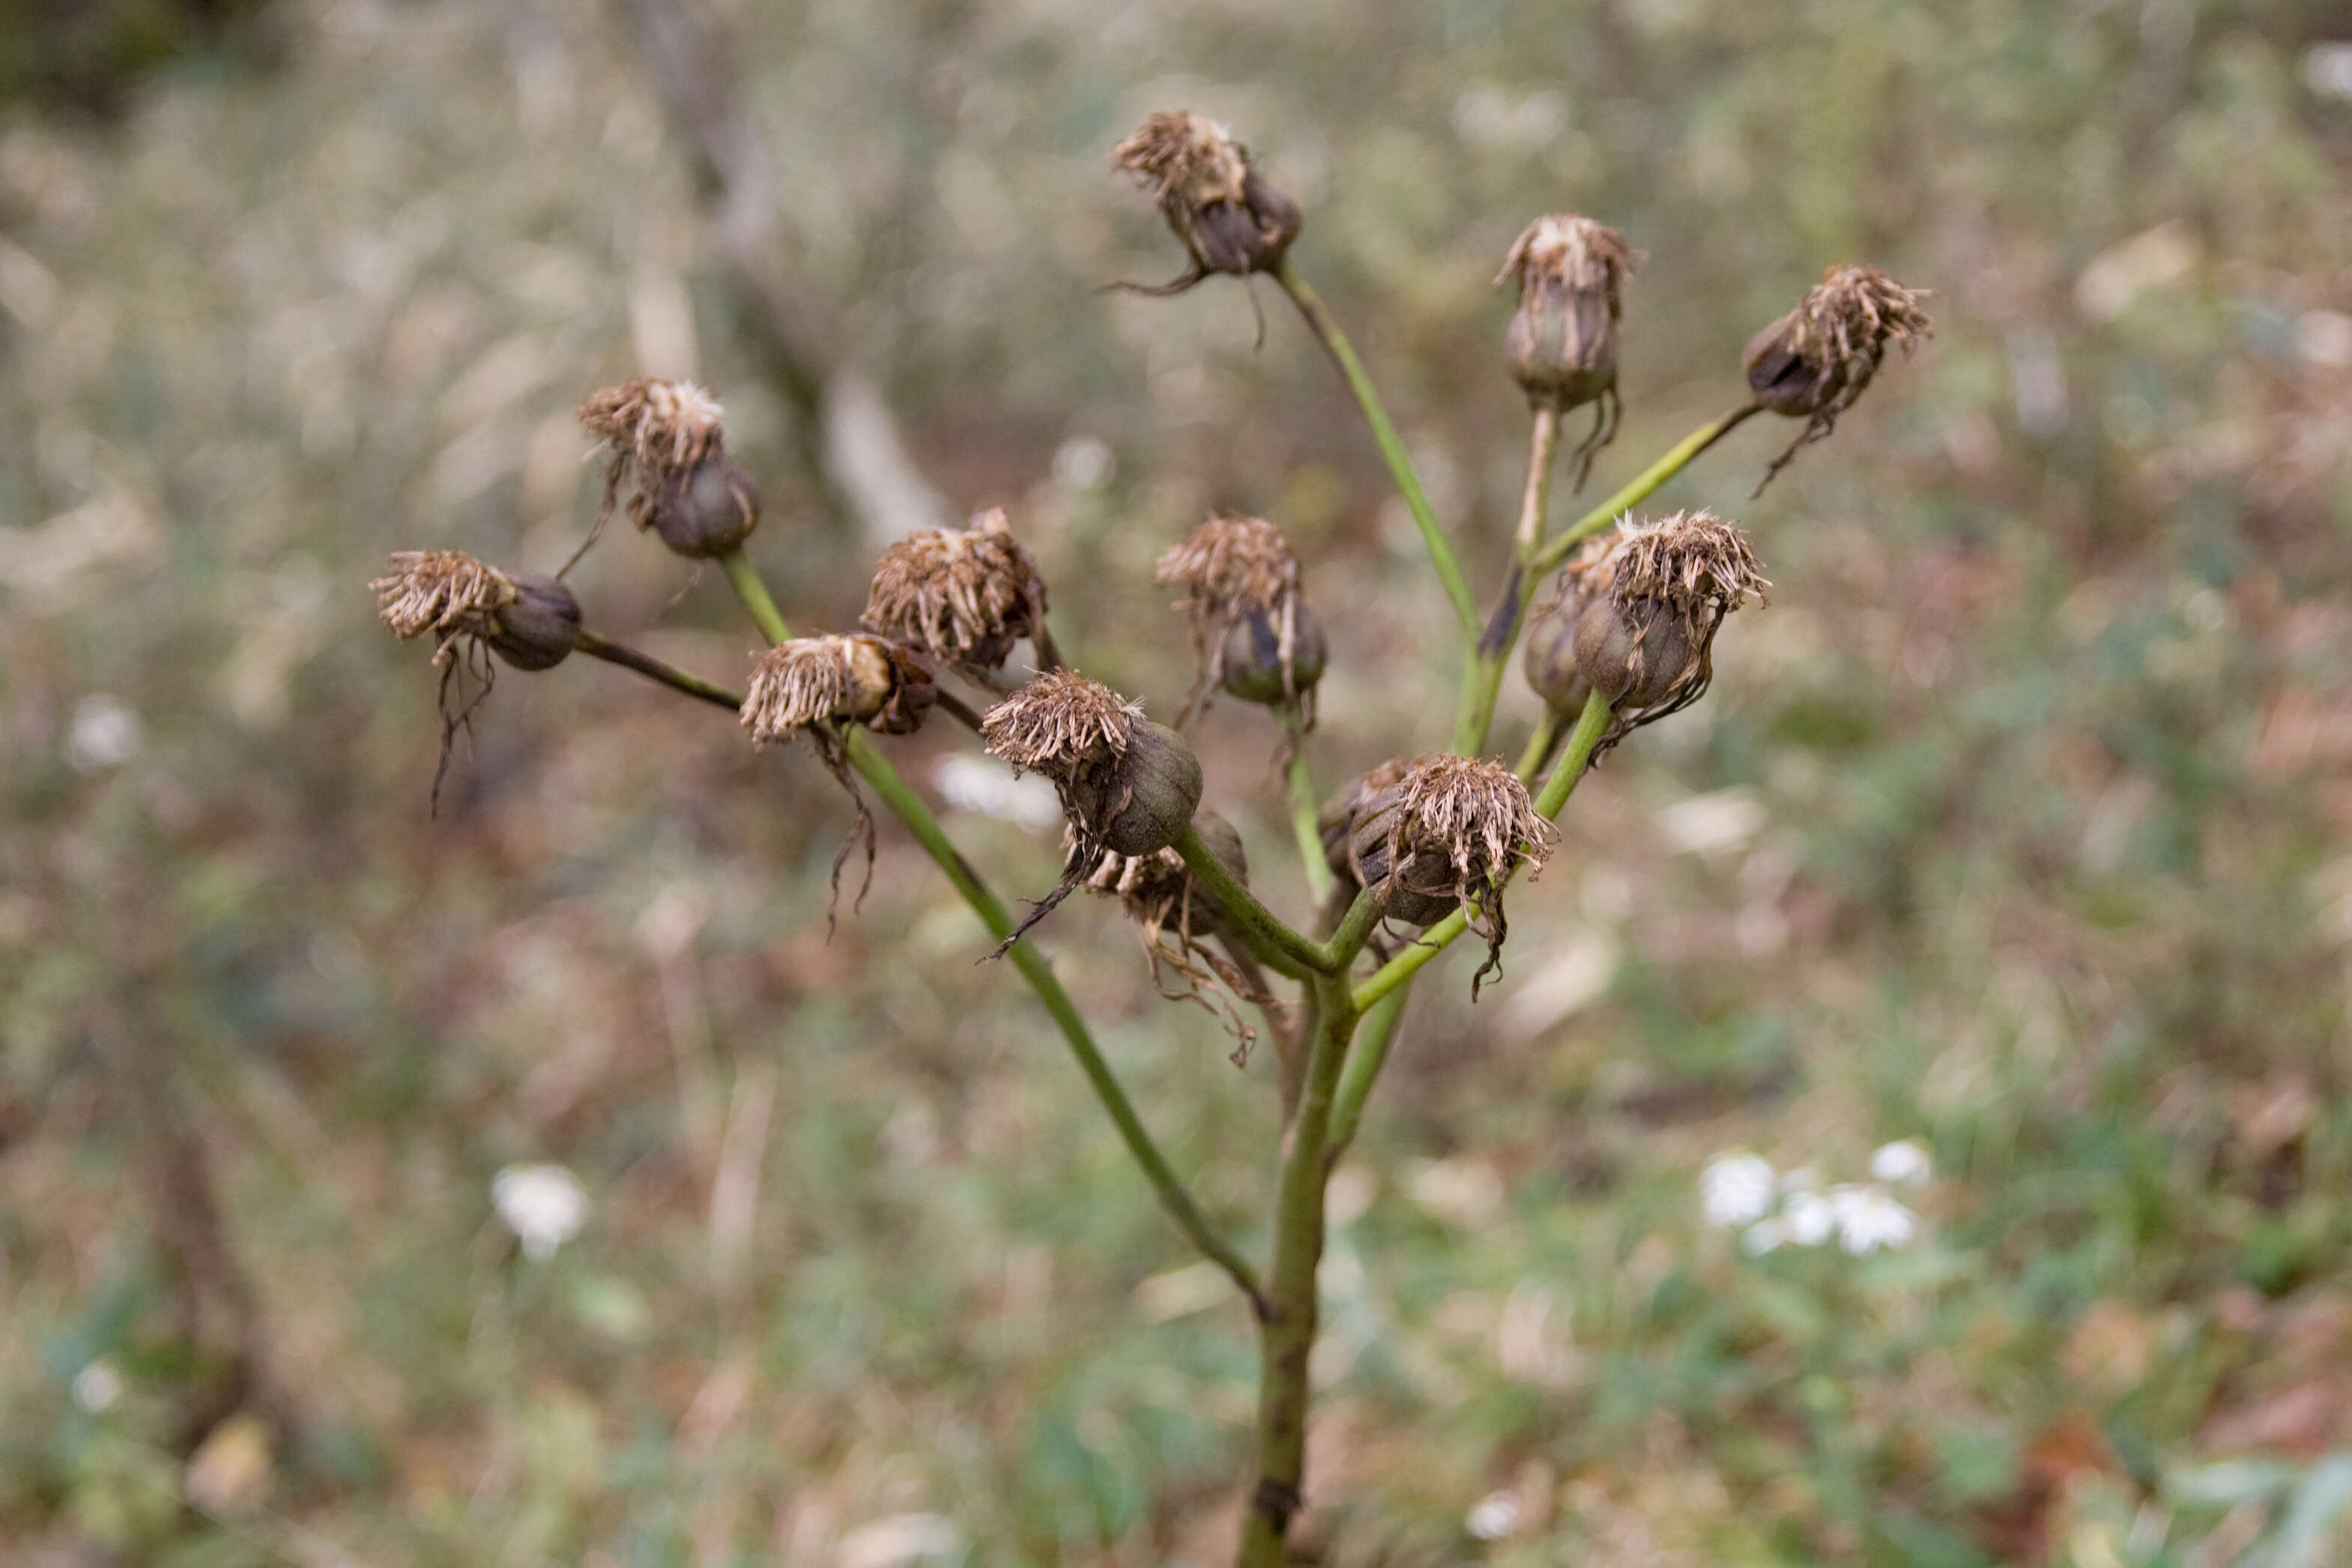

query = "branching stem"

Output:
[[1274, 261, 1480, 637], [1527, 401, 1762, 579], [714, 548, 1266, 1311], [1281, 706, 1336, 904], [1351, 691, 1612, 1014]]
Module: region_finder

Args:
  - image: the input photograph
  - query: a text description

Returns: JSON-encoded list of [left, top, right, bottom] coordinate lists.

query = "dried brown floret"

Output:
[[1153, 514, 1325, 728], [1744, 266, 1932, 494], [1497, 214, 1638, 488], [1558, 509, 1768, 750], [1111, 111, 1301, 295], [862, 507, 1053, 671], [1332, 754, 1557, 996], [574, 378, 761, 562], [1071, 813, 1271, 1062], [740, 635, 937, 927], [373, 550, 584, 809], [980, 670, 1203, 953]]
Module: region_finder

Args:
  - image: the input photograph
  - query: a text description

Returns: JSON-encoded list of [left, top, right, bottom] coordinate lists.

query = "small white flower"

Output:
[[492, 1163, 587, 1260], [1869, 1139, 1931, 1187], [65, 694, 143, 773], [1699, 1153, 1777, 1229], [1832, 1185, 1918, 1255], [1783, 1189, 1838, 1248], [1741, 1217, 1789, 1255], [932, 754, 1062, 831], [1465, 1490, 1521, 1540], [73, 1360, 123, 1413]]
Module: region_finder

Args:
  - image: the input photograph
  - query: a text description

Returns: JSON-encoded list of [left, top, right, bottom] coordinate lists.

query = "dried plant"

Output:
[[371, 111, 1921, 1568], [862, 507, 1051, 671], [1155, 513, 1325, 728], [1745, 265, 1933, 493]]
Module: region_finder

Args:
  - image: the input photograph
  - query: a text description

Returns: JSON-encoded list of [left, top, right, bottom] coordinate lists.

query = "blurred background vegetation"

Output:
[[5, 0, 2352, 1563]]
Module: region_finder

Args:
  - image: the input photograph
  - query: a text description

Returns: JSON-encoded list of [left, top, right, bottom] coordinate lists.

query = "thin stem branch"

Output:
[[1528, 401, 1762, 579], [1351, 691, 1612, 1014], [1450, 406, 1565, 757], [1274, 260, 1481, 637], [1173, 821, 1337, 978], [572, 628, 743, 712], [713, 548, 1265, 1310], [1513, 703, 1566, 781], [719, 547, 793, 643], [1325, 986, 1406, 1160], [1281, 705, 1335, 905], [1514, 405, 1561, 554]]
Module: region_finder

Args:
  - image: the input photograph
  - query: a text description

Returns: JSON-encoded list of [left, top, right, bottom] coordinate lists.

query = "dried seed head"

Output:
[[1154, 515, 1322, 724], [740, 635, 934, 748], [372, 549, 579, 671], [576, 378, 761, 558], [862, 507, 1049, 671], [1744, 266, 1932, 494], [1498, 215, 1636, 485], [980, 668, 1142, 777], [372, 549, 584, 813], [1337, 754, 1557, 996], [1111, 111, 1301, 291], [982, 671, 1203, 952], [1520, 591, 1592, 716], [1562, 510, 1768, 745], [1073, 812, 1269, 1061], [739, 634, 934, 931]]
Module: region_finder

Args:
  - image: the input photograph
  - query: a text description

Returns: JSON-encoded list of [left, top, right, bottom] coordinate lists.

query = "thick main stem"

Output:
[[1274, 261, 1481, 638], [1238, 971, 1358, 1566], [714, 548, 1263, 1308]]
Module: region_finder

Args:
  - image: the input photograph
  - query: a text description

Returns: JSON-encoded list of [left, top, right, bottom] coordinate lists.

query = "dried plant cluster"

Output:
[[369, 105, 1925, 1568], [1497, 214, 1638, 485], [1112, 111, 1301, 291], [1155, 513, 1326, 727], [576, 376, 761, 559], [1744, 265, 1934, 492]]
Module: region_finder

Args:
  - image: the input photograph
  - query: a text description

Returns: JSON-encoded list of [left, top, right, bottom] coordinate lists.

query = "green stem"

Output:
[[714, 549, 1264, 1309], [719, 547, 793, 644], [1238, 972, 1358, 1564], [571, 628, 744, 712], [1513, 704, 1566, 781], [1282, 707, 1336, 905], [1350, 691, 1612, 1014], [1275, 261, 1480, 637], [1450, 406, 1564, 757], [1528, 402, 1762, 579], [1325, 987, 1406, 1160], [1173, 821, 1336, 978], [846, 733, 1266, 1313]]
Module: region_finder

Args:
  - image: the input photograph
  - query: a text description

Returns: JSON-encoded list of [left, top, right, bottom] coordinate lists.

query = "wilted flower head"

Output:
[[1554, 510, 1768, 748], [1497, 214, 1637, 488], [740, 635, 936, 924], [492, 1162, 587, 1261], [1153, 515, 1325, 725], [1331, 754, 1556, 995], [374, 550, 585, 806], [862, 507, 1051, 671], [740, 635, 934, 748], [982, 671, 1203, 951], [1744, 265, 1932, 494], [1072, 812, 1267, 1059], [576, 378, 761, 558], [1111, 111, 1301, 291]]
